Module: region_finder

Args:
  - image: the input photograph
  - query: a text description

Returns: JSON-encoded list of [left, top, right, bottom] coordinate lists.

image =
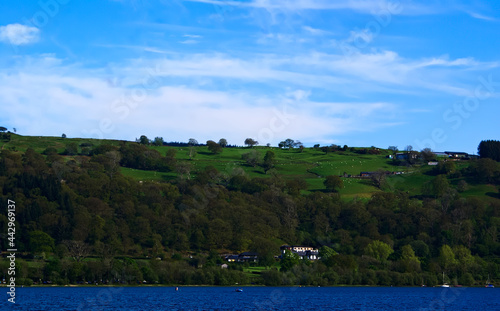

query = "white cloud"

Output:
[[183, 0, 434, 15], [467, 11, 497, 22], [0, 24, 40, 45], [302, 25, 331, 36], [0, 55, 402, 145], [179, 39, 199, 44]]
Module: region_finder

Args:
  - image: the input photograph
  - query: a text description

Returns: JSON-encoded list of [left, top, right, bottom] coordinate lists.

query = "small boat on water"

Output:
[[439, 272, 450, 288], [486, 275, 495, 288], [235, 288, 243, 292]]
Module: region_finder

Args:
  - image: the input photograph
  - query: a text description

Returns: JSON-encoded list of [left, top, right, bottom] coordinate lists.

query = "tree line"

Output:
[[0, 140, 499, 286]]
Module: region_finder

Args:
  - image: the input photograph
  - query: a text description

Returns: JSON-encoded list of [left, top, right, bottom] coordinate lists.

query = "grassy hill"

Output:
[[1, 133, 494, 202], [1, 133, 499, 287]]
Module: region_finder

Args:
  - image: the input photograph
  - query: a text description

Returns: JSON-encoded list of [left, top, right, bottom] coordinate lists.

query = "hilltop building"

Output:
[[280, 245, 320, 260]]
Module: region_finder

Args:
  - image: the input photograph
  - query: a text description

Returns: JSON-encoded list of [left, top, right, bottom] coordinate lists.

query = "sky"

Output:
[[0, 0, 499, 153]]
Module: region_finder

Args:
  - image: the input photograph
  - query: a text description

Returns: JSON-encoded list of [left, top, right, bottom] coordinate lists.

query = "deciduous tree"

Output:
[[263, 150, 276, 172], [478, 140, 500, 161], [244, 138, 258, 147], [138, 135, 150, 145], [324, 175, 344, 192], [188, 138, 198, 146], [207, 140, 223, 154], [242, 150, 260, 167], [218, 138, 228, 148], [153, 137, 164, 146], [364, 240, 393, 262]]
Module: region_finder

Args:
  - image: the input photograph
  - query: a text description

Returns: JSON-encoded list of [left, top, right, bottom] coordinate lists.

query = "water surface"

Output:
[[4, 286, 499, 310]]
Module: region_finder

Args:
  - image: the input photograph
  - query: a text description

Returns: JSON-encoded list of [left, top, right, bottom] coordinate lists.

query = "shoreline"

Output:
[[12, 284, 492, 288]]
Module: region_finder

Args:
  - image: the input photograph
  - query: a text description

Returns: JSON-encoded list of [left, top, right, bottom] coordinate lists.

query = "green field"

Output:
[[2, 134, 494, 200]]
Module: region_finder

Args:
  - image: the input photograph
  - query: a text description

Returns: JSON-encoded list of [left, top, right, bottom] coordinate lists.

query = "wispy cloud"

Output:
[[467, 11, 498, 22], [302, 25, 331, 36], [183, 0, 440, 15], [0, 24, 40, 45], [180, 39, 199, 44], [0, 55, 403, 145], [113, 49, 497, 100]]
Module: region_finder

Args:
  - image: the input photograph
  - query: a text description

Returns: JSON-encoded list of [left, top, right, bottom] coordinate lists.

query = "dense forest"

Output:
[[0, 135, 499, 287]]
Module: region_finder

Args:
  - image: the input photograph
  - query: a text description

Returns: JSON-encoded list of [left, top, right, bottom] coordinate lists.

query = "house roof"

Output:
[[239, 252, 258, 257]]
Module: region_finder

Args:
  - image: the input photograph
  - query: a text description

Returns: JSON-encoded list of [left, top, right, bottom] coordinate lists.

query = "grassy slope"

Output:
[[2, 134, 496, 201]]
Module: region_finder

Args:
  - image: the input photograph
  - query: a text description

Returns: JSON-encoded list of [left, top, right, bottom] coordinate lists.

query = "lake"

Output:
[[4, 286, 499, 310]]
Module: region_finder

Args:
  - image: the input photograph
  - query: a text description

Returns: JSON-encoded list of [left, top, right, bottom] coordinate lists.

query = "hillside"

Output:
[[0, 134, 499, 287], [2, 134, 492, 200]]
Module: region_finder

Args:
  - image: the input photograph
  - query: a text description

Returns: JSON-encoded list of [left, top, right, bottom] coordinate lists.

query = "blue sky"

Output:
[[1, 0, 499, 153]]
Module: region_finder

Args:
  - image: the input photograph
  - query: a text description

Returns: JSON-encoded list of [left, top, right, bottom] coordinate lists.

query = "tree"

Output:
[[319, 246, 338, 266], [63, 240, 90, 262], [206, 140, 222, 154], [0, 126, 7, 132], [138, 135, 150, 145], [218, 138, 228, 148], [400, 245, 421, 273], [471, 158, 500, 183], [421, 148, 436, 162], [29, 231, 55, 253], [371, 169, 387, 189], [388, 146, 398, 153], [153, 137, 164, 146], [188, 138, 198, 146], [244, 138, 258, 147], [263, 150, 276, 172], [457, 180, 469, 192], [242, 150, 259, 167], [324, 175, 344, 192], [439, 245, 457, 272], [280, 249, 300, 272], [364, 240, 393, 262], [176, 161, 193, 179], [63, 142, 78, 155], [279, 139, 295, 149], [432, 174, 450, 198], [250, 237, 277, 267], [478, 140, 500, 161], [61, 133, 67, 139]]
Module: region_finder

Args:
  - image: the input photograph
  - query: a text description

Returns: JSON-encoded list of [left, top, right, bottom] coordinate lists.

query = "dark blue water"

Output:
[[3, 286, 499, 310]]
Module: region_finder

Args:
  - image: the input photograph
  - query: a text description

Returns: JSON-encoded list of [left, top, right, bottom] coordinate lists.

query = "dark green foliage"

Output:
[[262, 150, 276, 172], [138, 135, 150, 145], [62, 142, 78, 155], [218, 138, 228, 148], [119, 142, 171, 171], [324, 175, 343, 192], [206, 140, 222, 154], [244, 138, 258, 147], [0, 139, 499, 286], [478, 140, 500, 161], [242, 150, 260, 167], [280, 250, 300, 272], [153, 137, 164, 146]]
